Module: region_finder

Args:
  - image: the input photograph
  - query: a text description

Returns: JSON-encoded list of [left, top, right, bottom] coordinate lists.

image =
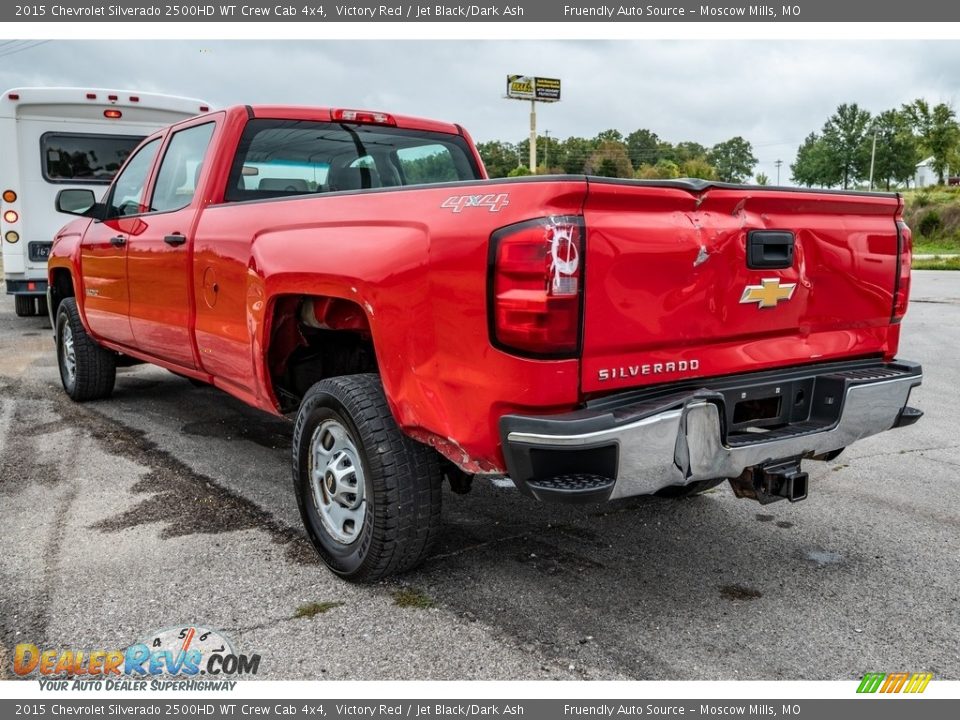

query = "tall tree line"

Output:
[[476, 129, 758, 183], [791, 100, 960, 190]]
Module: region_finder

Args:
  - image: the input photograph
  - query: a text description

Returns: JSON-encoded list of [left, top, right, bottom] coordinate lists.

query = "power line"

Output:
[[0, 40, 51, 60]]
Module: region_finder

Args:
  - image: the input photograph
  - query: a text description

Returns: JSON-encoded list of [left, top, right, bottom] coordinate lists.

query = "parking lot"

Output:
[[1, 271, 958, 681]]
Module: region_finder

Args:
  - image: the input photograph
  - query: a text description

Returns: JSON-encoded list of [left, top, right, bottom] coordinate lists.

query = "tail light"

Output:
[[489, 216, 584, 357], [893, 220, 912, 323]]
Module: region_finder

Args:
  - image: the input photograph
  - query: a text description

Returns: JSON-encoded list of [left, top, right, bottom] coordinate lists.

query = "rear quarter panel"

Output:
[[193, 179, 588, 471]]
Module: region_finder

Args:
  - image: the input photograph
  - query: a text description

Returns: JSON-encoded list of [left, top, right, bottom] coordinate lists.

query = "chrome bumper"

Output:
[[501, 361, 922, 502]]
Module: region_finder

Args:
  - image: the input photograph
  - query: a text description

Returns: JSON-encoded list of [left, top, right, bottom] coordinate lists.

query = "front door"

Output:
[[126, 120, 217, 369], [79, 137, 162, 347]]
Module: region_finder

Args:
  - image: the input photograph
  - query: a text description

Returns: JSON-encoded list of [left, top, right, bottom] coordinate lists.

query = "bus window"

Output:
[[41, 132, 145, 184]]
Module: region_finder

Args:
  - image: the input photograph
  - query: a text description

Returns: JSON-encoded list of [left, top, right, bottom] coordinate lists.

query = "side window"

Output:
[[107, 138, 161, 218], [395, 144, 459, 184], [225, 119, 482, 203], [150, 122, 216, 213]]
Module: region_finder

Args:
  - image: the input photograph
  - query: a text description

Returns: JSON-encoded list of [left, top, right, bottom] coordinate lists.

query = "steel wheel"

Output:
[[61, 321, 77, 387], [293, 374, 444, 581], [309, 419, 366, 545]]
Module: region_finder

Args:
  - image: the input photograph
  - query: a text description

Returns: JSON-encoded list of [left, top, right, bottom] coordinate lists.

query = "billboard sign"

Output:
[[506, 75, 561, 102]]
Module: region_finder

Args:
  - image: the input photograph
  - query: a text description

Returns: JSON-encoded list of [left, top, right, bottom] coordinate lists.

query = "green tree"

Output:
[[674, 141, 709, 164], [636, 159, 681, 179], [594, 128, 624, 144], [679, 156, 717, 180], [755, 172, 770, 185], [821, 103, 872, 189], [507, 165, 531, 177], [626, 129, 662, 168], [476, 140, 519, 178], [868, 109, 920, 190], [791, 132, 838, 187], [585, 141, 634, 178], [902, 100, 960, 184], [708, 136, 757, 183], [556, 136, 595, 174]]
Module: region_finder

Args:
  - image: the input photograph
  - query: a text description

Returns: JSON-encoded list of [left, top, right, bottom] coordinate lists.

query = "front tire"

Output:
[[56, 298, 116, 401], [293, 374, 443, 582]]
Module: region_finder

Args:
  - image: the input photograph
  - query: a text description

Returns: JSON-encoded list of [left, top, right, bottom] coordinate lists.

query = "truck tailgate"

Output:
[[581, 180, 904, 394]]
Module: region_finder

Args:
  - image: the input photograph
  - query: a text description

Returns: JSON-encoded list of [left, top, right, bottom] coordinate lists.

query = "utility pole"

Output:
[[544, 129, 551, 172], [868, 131, 878, 190], [774, 159, 783, 185], [529, 100, 537, 173]]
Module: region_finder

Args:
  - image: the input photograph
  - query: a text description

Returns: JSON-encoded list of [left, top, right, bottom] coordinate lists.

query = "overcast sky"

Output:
[[3, 39, 959, 181]]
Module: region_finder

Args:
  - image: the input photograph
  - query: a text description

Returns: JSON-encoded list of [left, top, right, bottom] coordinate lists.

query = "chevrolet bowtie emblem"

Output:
[[740, 278, 797, 308]]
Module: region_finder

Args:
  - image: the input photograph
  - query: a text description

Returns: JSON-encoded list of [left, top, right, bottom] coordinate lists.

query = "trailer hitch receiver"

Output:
[[728, 458, 808, 505]]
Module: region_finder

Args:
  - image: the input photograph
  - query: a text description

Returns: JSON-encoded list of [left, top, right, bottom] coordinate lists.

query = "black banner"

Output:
[[3, 1, 960, 23]]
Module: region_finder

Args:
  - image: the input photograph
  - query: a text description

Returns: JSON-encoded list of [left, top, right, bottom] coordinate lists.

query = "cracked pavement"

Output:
[[0, 272, 958, 681]]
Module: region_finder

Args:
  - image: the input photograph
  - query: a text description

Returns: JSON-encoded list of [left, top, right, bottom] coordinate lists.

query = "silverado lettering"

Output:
[[47, 104, 922, 582], [598, 360, 701, 381]]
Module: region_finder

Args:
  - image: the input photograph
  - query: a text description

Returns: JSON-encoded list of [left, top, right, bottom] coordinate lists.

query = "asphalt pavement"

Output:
[[0, 272, 957, 681]]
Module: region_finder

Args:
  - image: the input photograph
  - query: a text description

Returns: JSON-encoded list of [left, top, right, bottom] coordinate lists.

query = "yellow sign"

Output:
[[506, 75, 561, 102]]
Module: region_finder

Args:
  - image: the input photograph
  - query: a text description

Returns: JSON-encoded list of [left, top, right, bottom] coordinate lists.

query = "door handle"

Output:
[[109, 235, 126, 247], [747, 231, 794, 269], [164, 234, 187, 247]]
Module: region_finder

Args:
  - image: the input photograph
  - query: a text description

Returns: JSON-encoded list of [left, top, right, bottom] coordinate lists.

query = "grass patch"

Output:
[[913, 256, 960, 271], [391, 587, 435, 609], [294, 601, 344, 618], [914, 239, 960, 255], [903, 186, 960, 251]]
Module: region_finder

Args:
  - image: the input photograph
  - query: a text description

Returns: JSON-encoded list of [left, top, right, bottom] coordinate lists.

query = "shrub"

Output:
[[917, 210, 942, 238]]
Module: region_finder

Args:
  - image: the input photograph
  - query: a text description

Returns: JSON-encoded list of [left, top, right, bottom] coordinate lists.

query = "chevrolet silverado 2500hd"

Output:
[[47, 105, 922, 581]]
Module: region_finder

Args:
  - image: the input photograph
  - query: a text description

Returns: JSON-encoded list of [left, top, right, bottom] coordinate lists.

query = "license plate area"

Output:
[[28, 242, 52, 262], [721, 378, 817, 434]]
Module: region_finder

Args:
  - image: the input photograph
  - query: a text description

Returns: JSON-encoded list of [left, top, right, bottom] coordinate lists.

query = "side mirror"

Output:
[[55, 188, 97, 216]]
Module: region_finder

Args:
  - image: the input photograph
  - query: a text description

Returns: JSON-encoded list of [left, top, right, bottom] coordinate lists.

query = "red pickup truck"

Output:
[[47, 105, 923, 581]]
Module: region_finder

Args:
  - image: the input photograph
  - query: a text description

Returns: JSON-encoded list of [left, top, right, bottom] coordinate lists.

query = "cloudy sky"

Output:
[[2, 39, 959, 181]]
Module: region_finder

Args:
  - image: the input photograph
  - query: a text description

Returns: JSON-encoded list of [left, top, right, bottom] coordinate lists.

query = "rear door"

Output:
[[580, 180, 902, 394], [79, 137, 162, 346], [126, 119, 217, 369]]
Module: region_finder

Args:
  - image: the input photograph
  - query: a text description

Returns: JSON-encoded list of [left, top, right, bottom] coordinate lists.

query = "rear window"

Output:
[[41, 132, 145, 185], [225, 119, 481, 203]]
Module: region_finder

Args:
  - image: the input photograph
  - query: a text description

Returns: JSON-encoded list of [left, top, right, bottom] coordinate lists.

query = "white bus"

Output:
[[1, 87, 211, 317]]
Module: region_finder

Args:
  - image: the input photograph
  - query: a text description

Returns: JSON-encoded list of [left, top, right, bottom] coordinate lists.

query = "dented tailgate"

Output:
[[580, 179, 904, 395]]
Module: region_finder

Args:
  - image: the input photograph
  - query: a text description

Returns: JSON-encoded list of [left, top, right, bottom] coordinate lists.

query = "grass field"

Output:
[[903, 186, 960, 263]]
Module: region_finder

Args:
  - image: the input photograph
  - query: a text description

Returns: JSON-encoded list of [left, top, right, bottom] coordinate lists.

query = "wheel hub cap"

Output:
[[309, 420, 366, 545], [61, 323, 76, 384]]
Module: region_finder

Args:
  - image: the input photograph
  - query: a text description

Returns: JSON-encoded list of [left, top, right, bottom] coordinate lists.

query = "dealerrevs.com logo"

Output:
[[13, 626, 260, 691]]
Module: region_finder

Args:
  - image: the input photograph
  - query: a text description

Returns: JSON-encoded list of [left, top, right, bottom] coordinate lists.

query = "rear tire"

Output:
[[36, 295, 49, 319], [14, 295, 35, 317], [656, 478, 726, 499], [56, 298, 116, 401], [293, 374, 443, 582]]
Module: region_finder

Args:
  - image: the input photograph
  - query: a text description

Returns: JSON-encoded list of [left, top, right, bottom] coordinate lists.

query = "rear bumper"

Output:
[[500, 359, 922, 503], [5, 279, 48, 296]]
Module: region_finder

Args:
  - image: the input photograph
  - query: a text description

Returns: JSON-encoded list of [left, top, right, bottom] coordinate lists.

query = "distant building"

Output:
[[914, 157, 937, 188]]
